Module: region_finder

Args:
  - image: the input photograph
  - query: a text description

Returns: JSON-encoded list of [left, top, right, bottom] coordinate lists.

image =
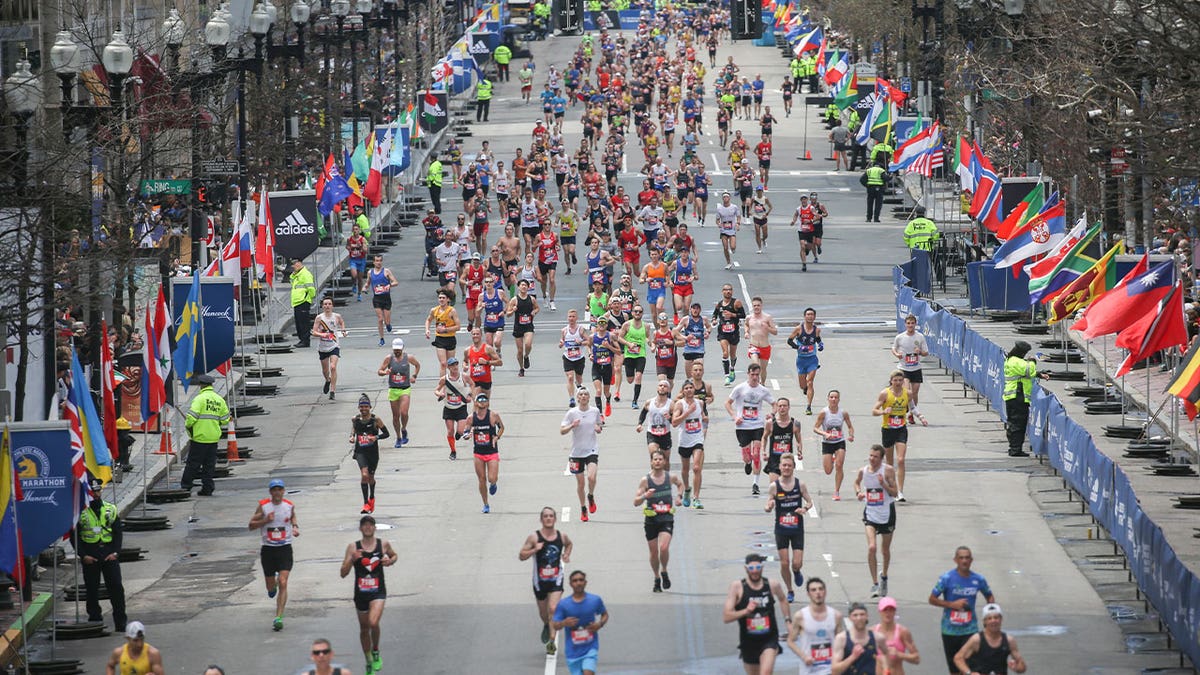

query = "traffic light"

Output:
[[731, 0, 762, 40]]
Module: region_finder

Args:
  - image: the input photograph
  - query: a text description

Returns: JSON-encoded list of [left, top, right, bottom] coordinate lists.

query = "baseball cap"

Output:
[[745, 553, 767, 564], [125, 621, 146, 639], [475, 393, 489, 403], [391, 338, 405, 349], [472, 252, 481, 260], [446, 357, 459, 366], [981, 603, 1003, 619], [878, 597, 898, 611], [268, 479, 285, 490]]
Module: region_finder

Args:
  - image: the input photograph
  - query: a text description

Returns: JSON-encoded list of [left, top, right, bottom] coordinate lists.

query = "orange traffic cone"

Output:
[[804, 149, 813, 160], [154, 422, 176, 455], [226, 421, 240, 462]]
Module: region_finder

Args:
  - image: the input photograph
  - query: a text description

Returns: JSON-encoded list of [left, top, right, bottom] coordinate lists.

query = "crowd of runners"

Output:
[[214, 7, 1033, 675]]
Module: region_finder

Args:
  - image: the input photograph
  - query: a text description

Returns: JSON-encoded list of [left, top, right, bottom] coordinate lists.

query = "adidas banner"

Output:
[[268, 189, 321, 260]]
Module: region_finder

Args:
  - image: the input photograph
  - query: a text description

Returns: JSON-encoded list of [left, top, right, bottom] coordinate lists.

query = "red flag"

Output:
[[315, 153, 333, 202], [99, 321, 118, 460], [215, 360, 231, 376], [255, 188, 276, 288], [875, 77, 908, 106], [969, 144, 1003, 232], [142, 287, 170, 424], [1113, 282, 1187, 377], [1072, 256, 1175, 338]]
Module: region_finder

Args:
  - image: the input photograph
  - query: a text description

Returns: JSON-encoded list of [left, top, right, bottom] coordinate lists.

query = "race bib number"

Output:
[[949, 609, 973, 626], [799, 343, 814, 354], [778, 513, 799, 528], [677, 273, 692, 284], [357, 576, 380, 592], [486, 312, 500, 323], [471, 363, 487, 378], [538, 565, 560, 581], [570, 628, 592, 646], [742, 406, 759, 421], [373, 284, 390, 295], [772, 440, 790, 454], [519, 314, 533, 325], [356, 433, 377, 446], [686, 335, 701, 348], [473, 430, 492, 445], [651, 501, 672, 514], [590, 271, 605, 284], [389, 373, 409, 388], [657, 345, 673, 358], [628, 343, 641, 355], [649, 278, 664, 290], [566, 345, 582, 359], [447, 394, 463, 406], [720, 322, 735, 333], [904, 353, 920, 366], [745, 615, 771, 635], [685, 419, 702, 433], [810, 643, 832, 665], [444, 271, 457, 283], [866, 487, 884, 506], [888, 415, 906, 428], [569, 459, 582, 473], [266, 527, 287, 543], [825, 427, 842, 441], [650, 424, 668, 436], [596, 352, 612, 365]]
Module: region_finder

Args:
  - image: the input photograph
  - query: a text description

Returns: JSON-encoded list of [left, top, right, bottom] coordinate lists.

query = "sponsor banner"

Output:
[[268, 190, 321, 261], [171, 278, 236, 375], [10, 422, 78, 556]]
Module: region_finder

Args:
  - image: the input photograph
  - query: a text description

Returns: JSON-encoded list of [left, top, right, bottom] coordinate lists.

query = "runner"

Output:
[[588, 318, 618, 416], [556, 200, 580, 274], [750, 186, 772, 254], [952, 603, 1026, 675], [561, 388, 605, 522], [617, 303, 650, 408], [470, 393, 505, 513], [639, 247, 670, 317], [713, 284, 747, 386], [764, 453, 813, 603], [424, 290, 461, 376], [434, 357, 474, 461], [929, 546, 996, 674], [854, 444, 899, 599], [376, 340, 419, 448], [676, 302, 709, 366], [464, 327, 502, 395], [634, 449, 684, 593], [786, 308, 824, 413], [671, 379, 708, 509], [892, 314, 930, 426], [346, 224, 368, 301], [754, 136, 772, 189], [363, 254, 399, 346], [809, 192, 828, 261], [669, 248, 697, 322], [618, 221, 646, 278], [789, 195, 817, 272], [745, 297, 778, 383], [814, 390, 854, 500], [338, 515, 397, 675], [874, 596, 922, 675], [519, 508, 574, 655], [432, 229, 463, 301], [311, 298, 347, 400], [480, 273, 509, 353], [727, 363, 775, 495], [104, 622, 165, 675], [786, 578, 844, 675], [247, 479, 298, 632], [350, 395, 389, 514], [550, 571, 609, 675], [722, 553, 792, 675], [715, 192, 741, 269], [560, 309, 590, 406], [305, 638, 352, 675], [872, 370, 912, 502], [762, 398, 804, 483], [536, 219, 561, 310], [506, 278, 541, 377], [830, 603, 888, 674], [460, 252, 487, 331], [636, 379, 675, 463]]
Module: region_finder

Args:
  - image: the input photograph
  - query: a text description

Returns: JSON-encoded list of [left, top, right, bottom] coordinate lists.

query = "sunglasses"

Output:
[[745, 564, 763, 571], [312, 649, 332, 656]]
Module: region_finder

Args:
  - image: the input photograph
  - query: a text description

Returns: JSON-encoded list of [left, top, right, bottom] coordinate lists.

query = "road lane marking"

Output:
[[822, 552, 839, 578], [711, 153, 720, 173], [737, 273, 752, 307], [770, 378, 780, 390], [544, 639, 558, 675], [561, 506, 570, 523]]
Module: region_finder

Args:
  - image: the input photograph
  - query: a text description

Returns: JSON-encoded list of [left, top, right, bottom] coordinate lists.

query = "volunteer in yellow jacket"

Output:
[[183, 373, 230, 496], [494, 44, 513, 81], [860, 159, 887, 223], [290, 258, 317, 347], [1003, 341, 1048, 458]]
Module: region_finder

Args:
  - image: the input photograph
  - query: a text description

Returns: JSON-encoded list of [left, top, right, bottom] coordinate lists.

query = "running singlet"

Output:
[[798, 607, 837, 675], [862, 462, 894, 523], [795, 324, 820, 357], [471, 410, 498, 455], [645, 263, 668, 295], [442, 374, 470, 409], [672, 258, 695, 293], [586, 250, 609, 287], [387, 355, 411, 389], [514, 295, 536, 327], [623, 321, 647, 358], [482, 292, 506, 329], [258, 499, 295, 546], [681, 315, 706, 355], [654, 329, 677, 367], [677, 399, 705, 446], [466, 344, 493, 383], [768, 418, 797, 458], [431, 305, 456, 337], [562, 325, 586, 361], [880, 389, 910, 429], [642, 472, 674, 521], [716, 204, 739, 235], [533, 530, 564, 588], [368, 268, 391, 296], [774, 477, 804, 530], [713, 299, 745, 338], [820, 408, 846, 445], [645, 399, 672, 436], [353, 539, 387, 595], [352, 416, 380, 453], [736, 579, 778, 643], [591, 333, 615, 366]]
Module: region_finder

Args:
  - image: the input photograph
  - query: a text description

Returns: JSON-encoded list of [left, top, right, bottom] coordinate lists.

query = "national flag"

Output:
[[993, 197, 1070, 270], [317, 155, 355, 217], [237, 202, 255, 267], [855, 92, 885, 145], [387, 107, 412, 174], [1166, 339, 1200, 419], [1113, 282, 1187, 377], [1026, 220, 1101, 303], [814, 38, 827, 77], [422, 91, 443, 129], [824, 52, 850, 86], [792, 27, 822, 55], [1072, 256, 1175, 338], [256, 188, 276, 287], [954, 135, 976, 193], [343, 149, 364, 211], [61, 376, 94, 528], [173, 270, 202, 390], [350, 135, 371, 184], [833, 72, 857, 110], [0, 425, 26, 586], [968, 144, 1003, 232], [889, 121, 940, 173], [68, 351, 113, 484], [994, 182, 1045, 241], [870, 96, 896, 142], [1046, 243, 1124, 323], [142, 286, 170, 424], [99, 321, 118, 460], [363, 126, 392, 207], [875, 77, 908, 106]]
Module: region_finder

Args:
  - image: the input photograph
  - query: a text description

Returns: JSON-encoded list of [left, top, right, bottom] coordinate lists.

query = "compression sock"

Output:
[[369, 482, 376, 500], [722, 358, 731, 375], [633, 384, 642, 403], [447, 434, 457, 451], [361, 483, 370, 502]]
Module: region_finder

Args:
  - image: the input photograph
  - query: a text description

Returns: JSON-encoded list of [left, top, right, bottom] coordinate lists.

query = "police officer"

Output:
[[1002, 341, 1048, 458], [902, 207, 940, 252], [860, 159, 887, 223], [289, 258, 316, 348], [493, 44, 513, 81], [182, 374, 230, 495], [75, 480, 127, 632], [427, 155, 444, 215], [476, 75, 494, 123]]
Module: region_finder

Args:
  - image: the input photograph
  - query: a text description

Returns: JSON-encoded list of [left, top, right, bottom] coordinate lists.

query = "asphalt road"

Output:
[[34, 27, 1185, 675]]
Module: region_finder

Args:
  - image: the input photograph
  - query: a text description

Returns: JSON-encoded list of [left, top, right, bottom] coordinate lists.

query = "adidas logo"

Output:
[[469, 40, 490, 54], [276, 209, 315, 235]]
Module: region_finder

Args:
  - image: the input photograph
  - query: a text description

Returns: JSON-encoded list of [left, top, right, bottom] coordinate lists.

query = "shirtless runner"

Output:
[[745, 297, 779, 383]]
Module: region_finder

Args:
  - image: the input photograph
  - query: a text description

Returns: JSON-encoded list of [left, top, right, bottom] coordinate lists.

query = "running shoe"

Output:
[[752, 483, 760, 496], [524, 356, 531, 369], [793, 569, 803, 587], [817, 244, 822, 254], [806, 405, 812, 415], [449, 450, 457, 461], [378, 338, 385, 347], [482, 504, 490, 514], [385, 323, 393, 333], [569, 397, 576, 408], [756, 249, 762, 254], [518, 368, 525, 377], [692, 498, 703, 509], [907, 412, 916, 425], [725, 373, 735, 386], [787, 590, 794, 603], [394, 438, 403, 448], [580, 511, 589, 522], [801, 263, 807, 272], [879, 577, 888, 597], [588, 494, 597, 513], [897, 493, 906, 502], [660, 571, 671, 590], [545, 641, 557, 656], [371, 651, 382, 672], [724, 263, 732, 270], [813, 255, 819, 263], [541, 623, 551, 644], [329, 391, 335, 400], [273, 616, 283, 631], [832, 492, 841, 501], [744, 462, 752, 475], [367, 498, 375, 513], [365, 663, 373, 675], [361, 503, 371, 514], [605, 401, 613, 416], [323, 380, 331, 394], [401, 429, 409, 445], [268, 587, 277, 599], [682, 488, 691, 507], [356, 293, 362, 302], [869, 583, 880, 598], [653, 578, 663, 593], [631, 400, 638, 409], [613, 394, 621, 402], [489, 482, 498, 495], [550, 301, 557, 311]]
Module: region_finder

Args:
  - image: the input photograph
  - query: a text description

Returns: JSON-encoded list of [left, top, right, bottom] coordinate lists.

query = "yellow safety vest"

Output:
[[1003, 356, 1037, 403], [903, 218, 940, 251], [476, 79, 494, 101], [79, 503, 118, 544], [289, 266, 316, 307], [865, 166, 886, 186], [186, 385, 230, 442], [427, 160, 444, 188]]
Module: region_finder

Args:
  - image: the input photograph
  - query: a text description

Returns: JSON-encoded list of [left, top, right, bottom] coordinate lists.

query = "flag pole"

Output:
[[142, 295, 151, 518], [6, 421, 31, 675]]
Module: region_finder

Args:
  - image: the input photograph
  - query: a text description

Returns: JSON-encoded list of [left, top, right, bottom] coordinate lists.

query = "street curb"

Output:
[[0, 592, 54, 668]]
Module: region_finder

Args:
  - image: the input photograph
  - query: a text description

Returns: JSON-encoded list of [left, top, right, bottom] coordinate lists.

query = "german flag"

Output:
[[1166, 338, 1200, 419]]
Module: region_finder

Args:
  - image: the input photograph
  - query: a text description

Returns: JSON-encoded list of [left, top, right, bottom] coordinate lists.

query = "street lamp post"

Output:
[[3, 57, 41, 190]]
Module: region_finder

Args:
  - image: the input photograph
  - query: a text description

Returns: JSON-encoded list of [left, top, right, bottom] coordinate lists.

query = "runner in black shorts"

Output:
[[350, 395, 389, 515], [248, 479, 297, 632], [518, 508, 573, 653], [635, 450, 684, 593], [339, 515, 397, 675]]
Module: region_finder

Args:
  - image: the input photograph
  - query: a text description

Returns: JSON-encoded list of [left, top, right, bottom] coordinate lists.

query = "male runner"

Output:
[[786, 577, 844, 675], [789, 195, 818, 272], [715, 192, 741, 269], [786, 308, 824, 414], [588, 318, 618, 416], [830, 603, 888, 674], [745, 297, 778, 383], [872, 370, 912, 502], [750, 186, 772, 254], [561, 388, 604, 522], [953, 603, 1026, 675], [425, 289, 461, 376], [722, 553, 792, 675], [669, 247, 697, 322], [551, 571, 609, 675], [727, 363, 775, 495], [247, 479, 298, 631], [519, 508, 574, 655], [672, 379, 708, 509], [338, 515, 397, 675], [929, 546, 996, 674], [636, 379, 676, 462], [854, 444, 899, 599], [312, 298, 347, 400], [814, 390, 854, 500], [460, 252, 487, 331], [464, 327, 502, 395], [346, 224, 368, 301], [536, 219, 561, 310], [892, 314, 930, 426], [560, 309, 590, 407], [434, 357, 474, 460], [640, 248, 670, 317], [617, 304, 650, 408], [363, 255, 399, 346], [762, 398, 804, 483], [377, 339, 420, 447], [470, 393, 505, 513], [634, 449, 684, 593], [350, 395, 389, 514], [763, 453, 813, 603], [506, 278, 541, 377], [480, 273, 509, 352], [713, 284, 747, 385]]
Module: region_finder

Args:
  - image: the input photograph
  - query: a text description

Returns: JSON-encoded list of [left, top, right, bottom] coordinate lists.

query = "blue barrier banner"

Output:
[[966, 261, 1032, 310], [1111, 466, 1137, 556], [892, 265, 905, 296], [1060, 420, 1091, 495], [171, 278, 236, 375], [1044, 398, 1069, 474], [1131, 503, 1159, 593], [918, 305, 941, 362], [941, 313, 966, 373], [908, 249, 932, 296], [1152, 536, 1194, 667], [1084, 449, 1114, 533], [10, 422, 79, 558], [960, 329, 981, 392], [1027, 388, 1053, 457], [896, 285, 916, 332], [979, 339, 1007, 419]]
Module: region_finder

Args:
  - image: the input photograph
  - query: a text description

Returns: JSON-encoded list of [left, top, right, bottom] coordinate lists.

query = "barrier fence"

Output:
[[894, 265, 1200, 668]]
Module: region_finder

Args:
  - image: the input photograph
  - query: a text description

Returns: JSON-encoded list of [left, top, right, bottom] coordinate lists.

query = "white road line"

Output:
[[822, 552, 839, 578], [736, 273, 752, 307], [543, 639, 558, 675], [808, 499, 819, 519], [561, 506, 570, 523], [711, 153, 721, 173], [622, 154, 628, 174], [770, 378, 780, 391]]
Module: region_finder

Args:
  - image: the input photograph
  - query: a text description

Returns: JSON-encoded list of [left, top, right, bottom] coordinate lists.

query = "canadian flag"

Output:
[[255, 186, 276, 287]]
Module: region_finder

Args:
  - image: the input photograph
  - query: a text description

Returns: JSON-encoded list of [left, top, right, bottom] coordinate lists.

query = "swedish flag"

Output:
[[174, 270, 202, 391]]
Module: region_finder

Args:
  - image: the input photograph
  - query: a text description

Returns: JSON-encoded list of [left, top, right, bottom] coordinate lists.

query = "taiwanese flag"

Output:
[[1113, 282, 1187, 377], [1072, 257, 1175, 339], [1166, 338, 1200, 419]]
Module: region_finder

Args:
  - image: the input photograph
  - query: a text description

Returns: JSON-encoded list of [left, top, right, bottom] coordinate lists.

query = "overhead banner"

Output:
[[171, 278, 236, 375], [10, 422, 78, 557], [268, 190, 321, 261]]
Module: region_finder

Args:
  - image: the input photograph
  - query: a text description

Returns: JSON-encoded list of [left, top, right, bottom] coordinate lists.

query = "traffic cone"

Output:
[[226, 421, 240, 462], [804, 149, 813, 160], [153, 422, 176, 455]]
